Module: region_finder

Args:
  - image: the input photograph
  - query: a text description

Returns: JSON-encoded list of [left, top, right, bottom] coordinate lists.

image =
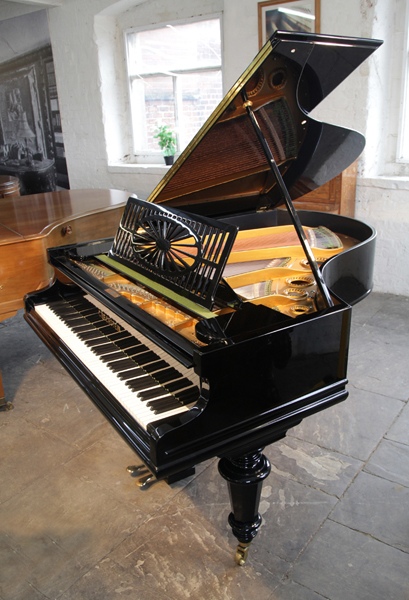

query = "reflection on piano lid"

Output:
[[24, 31, 382, 565]]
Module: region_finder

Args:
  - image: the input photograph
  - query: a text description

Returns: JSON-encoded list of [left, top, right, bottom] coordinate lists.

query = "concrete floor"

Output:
[[0, 292, 408, 600]]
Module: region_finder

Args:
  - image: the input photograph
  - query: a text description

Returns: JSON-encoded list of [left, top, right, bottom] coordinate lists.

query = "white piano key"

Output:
[[35, 301, 199, 430], [84, 295, 199, 385]]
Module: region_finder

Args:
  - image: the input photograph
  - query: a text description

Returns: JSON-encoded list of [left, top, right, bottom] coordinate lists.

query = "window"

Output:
[[397, 4, 409, 162], [125, 17, 223, 159]]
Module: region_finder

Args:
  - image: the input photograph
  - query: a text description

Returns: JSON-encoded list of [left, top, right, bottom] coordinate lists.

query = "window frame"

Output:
[[123, 14, 223, 162], [397, 1, 409, 163]]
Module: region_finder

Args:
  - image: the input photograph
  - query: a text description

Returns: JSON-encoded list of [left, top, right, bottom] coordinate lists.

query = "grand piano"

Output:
[[24, 31, 382, 565]]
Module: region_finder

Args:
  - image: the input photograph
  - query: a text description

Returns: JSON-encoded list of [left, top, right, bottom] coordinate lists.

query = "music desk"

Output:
[[0, 188, 130, 409]]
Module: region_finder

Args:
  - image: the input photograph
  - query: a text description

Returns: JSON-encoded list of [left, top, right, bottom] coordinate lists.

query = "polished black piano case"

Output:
[[25, 31, 382, 565]]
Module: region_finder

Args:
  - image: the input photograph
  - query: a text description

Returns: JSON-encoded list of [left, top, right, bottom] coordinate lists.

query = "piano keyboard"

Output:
[[34, 294, 200, 430]]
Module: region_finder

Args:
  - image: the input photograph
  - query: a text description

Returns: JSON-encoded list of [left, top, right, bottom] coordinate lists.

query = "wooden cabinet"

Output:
[[292, 162, 358, 217]]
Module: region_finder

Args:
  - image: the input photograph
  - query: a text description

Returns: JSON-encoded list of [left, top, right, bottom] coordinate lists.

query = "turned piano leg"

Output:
[[218, 449, 271, 565]]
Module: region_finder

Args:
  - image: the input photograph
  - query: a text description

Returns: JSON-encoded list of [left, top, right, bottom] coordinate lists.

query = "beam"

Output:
[[3, 0, 62, 7]]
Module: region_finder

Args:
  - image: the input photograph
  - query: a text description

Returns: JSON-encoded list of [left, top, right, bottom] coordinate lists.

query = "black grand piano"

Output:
[[25, 31, 382, 565]]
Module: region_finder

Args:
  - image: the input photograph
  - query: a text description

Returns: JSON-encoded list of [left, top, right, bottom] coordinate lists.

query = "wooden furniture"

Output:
[[0, 176, 20, 198], [0, 188, 130, 409], [292, 161, 358, 217]]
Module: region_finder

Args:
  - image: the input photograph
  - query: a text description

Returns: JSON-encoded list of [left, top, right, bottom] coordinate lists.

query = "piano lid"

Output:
[[147, 31, 382, 219]]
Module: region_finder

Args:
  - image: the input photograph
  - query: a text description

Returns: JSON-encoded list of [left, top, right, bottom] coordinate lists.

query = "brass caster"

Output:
[[235, 542, 251, 566], [0, 401, 13, 412]]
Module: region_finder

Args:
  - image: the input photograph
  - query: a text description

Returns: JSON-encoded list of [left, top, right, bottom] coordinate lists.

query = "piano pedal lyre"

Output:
[[126, 464, 156, 489], [127, 464, 196, 490], [126, 463, 196, 490]]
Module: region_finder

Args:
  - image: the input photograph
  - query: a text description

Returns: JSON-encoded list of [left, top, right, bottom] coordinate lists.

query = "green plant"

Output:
[[153, 124, 176, 156]]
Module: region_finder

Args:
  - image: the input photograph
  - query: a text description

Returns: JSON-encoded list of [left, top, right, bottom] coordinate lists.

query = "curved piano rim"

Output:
[[240, 208, 377, 307]]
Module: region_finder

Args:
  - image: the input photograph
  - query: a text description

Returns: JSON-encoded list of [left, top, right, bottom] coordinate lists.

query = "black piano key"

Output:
[[52, 308, 77, 317], [71, 324, 94, 333], [174, 387, 200, 404], [154, 367, 182, 384], [115, 338, 142, 350], [101, 352, 128, 364], [57, 310, 82, 317], [146, 395, 175, 407], [87, 321, 106, 330], [146, 360, 169, 373], [60, 316, 89, 327], [60, 318, 92, 330], [47, 297, 198, 414], [49, 300, 71, 308], [154, 400, 184, 412], [87, 313, 105, 323], [163, 378, 193, 393], [146, 393, 180, 406], [136, 385, 165, 400], [84, 335, 110, 346], [69, 297, 92, 305], [138, 386, 172, 401], [91, 343, 119, 356], [118, 367, 145, 380], [124, 343, 149, 355], [79, 330, 104, 341], [149, 399, 183, 414], [106, 331, 130, 342], [67, 296, 90, 304], [153, 405, 181, 415], [107, 358, 138, 371], [126, 375, 158, 392], [128, 350, 160, 366], [49, 300, 75, 308], [80, 334, 105, 345], [97, 325, 119, 336], [123, 346, 149, 358], [123, 344, 147, 356], [51, 312, 75, 321], [70, 301, 101, 313]]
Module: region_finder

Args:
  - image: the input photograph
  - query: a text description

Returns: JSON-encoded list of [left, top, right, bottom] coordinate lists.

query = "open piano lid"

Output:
[[107, 31, 382, 314], [147, 31, 382, 218]]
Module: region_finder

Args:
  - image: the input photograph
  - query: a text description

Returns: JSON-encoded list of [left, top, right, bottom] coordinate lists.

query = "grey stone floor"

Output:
[[0, 292, 408, 600]]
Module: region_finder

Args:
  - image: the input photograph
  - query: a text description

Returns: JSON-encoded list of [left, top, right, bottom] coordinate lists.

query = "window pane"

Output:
[[127, 19, 221, 75], [178, 70, 223, 149], [132, 75, 176, 152]]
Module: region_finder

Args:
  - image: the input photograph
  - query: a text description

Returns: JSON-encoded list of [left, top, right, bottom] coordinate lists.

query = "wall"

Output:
[[44, 0, 409, 296], [0, 11, 51, 63]]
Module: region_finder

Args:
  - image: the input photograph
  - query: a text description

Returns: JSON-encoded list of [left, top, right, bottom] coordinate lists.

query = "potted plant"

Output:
[[153, 124, 177, 165]]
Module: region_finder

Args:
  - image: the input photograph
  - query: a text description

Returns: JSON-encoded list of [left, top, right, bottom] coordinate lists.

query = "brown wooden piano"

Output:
[[0, 189, 129, 408], [24, 32, 382, 565]]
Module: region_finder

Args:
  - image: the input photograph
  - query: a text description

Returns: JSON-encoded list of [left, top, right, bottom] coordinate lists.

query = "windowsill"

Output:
[[358, 175, 409, 190], [108, 162, 171, 175]]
